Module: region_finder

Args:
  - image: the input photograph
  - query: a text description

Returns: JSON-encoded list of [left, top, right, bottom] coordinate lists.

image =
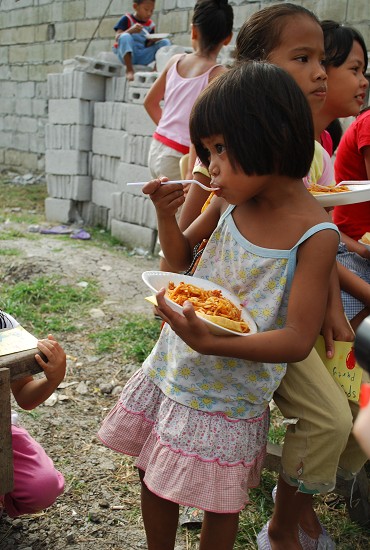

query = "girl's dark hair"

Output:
[[235, 3, 319, 63], [321, 20, 368, 72], [326, 119, 343, 153], [190, 61, 314, 178], [192, 0, 233, 53]]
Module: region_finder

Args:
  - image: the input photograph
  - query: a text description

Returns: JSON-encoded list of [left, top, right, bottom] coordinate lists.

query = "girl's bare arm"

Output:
[[339, 231, 370, 259], [338, 261, 370, 308], [155, 228, 339, 363], [11, 336, 66, 410], [143, 178, 222, 271], [320, 264, 354, 357], [178, 177, 211, 231]]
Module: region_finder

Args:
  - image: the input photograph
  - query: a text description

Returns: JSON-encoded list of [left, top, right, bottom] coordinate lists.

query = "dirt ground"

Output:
[[0, 219, 198, 550]]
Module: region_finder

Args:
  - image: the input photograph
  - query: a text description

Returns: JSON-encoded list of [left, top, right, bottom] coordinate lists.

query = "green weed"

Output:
[[90, 315, 161, 363], [0, 248, 21, 256], [0, 228, 32, 240], [0, 181, 47, 225], [0, 276, 99, 334]]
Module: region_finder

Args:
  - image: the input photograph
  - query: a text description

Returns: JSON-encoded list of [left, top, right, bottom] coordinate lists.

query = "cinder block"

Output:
[[134, 136, 152, 166], [105, 76, 128, 102], [97, 51, 120, 64], [120, 135, 151, 166], [45, 124, 92, 151], [125, 104, 155, 136], [126, 86, 148, 104], [91, 154, 120, 182], [111, 191, 157, 229], [0, 99, 15, 115], [93, 102, 127, 130], [92, 127, 123, 158], [121, 133, 135, 164], [45, 197, 76, 223], [63, 55, 123, 78], [48, 99, 93, 125], [48, 71, 105, 101], [131, 71, 159, 88], [47, 174, 92, 201], [111, 218, 157, 252], [72, 71, 106, 101], [80, 201, 110, 229], [92, 179, 118, 209], [115, 161, 151, 190], [45, 150, 89, 175], [47, 74, 63, 99]]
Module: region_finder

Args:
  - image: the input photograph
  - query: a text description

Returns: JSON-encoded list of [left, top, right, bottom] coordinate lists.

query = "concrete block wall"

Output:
[[45, 70, 105, 220], [45, 60, 160, 249], [1, 1, 370, 251], [0, 0, 369, 171]]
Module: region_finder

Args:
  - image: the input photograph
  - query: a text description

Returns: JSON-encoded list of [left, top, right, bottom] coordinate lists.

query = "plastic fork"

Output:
[[338, 180, 370, 186], [127, 179, 219, 192]]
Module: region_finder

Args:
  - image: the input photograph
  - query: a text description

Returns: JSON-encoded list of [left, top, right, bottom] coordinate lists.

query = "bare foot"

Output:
[[299, 510, 322, 540], [268, 522, 302, 550], [126, 70, 134, 81]]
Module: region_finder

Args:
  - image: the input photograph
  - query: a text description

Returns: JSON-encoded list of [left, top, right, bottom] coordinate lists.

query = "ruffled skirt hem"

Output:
[[98, 369, 269, 512]]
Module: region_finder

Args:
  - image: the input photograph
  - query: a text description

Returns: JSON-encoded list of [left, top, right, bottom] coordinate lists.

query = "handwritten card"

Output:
[[315, 335, 362, 403], [0, 326, 38, 357]]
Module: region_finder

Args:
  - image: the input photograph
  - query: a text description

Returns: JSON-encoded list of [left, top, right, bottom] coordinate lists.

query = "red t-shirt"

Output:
[[320, 130, 333, 157], [333, 109, 370, 241]]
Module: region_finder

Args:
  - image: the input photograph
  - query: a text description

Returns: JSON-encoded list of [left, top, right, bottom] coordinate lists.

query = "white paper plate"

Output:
[[145, 33, 170, 40], [358, 239, 370, 252], [312, 182, 370, 207], [142, 271, 257, 336]]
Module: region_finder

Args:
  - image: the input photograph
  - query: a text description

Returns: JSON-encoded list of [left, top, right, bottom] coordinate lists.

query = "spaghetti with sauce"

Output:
[[308, 183, 350, 194], [167, 281, 250, 334]]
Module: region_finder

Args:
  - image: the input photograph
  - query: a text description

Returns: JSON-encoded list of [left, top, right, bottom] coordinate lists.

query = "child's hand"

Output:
[[155, 289, 213, 353], [129, 23, 143, 34], [321, 312, 354, 358], [36, 335, 66, 386], [142, 177, 185, 217], [360, 246, 370, 261]]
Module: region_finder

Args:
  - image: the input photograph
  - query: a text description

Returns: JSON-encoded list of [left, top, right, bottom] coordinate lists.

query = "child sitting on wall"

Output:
[[113, 0, 171, 81]]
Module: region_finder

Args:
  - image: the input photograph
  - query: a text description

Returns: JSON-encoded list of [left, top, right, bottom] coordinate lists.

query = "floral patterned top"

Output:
[[142, 206, 338, 420]]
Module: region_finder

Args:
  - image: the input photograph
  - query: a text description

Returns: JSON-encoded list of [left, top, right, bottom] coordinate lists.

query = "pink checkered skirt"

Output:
[[98, 368, 269, 513]]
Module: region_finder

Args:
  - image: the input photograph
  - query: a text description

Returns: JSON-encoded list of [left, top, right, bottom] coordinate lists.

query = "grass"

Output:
[[1, 178, 370, 548], [0, 276, 99, 334], [90, 315, 161, 363], [0, 228, 35, 240], [0, 181, 48, 224], [0, 178, 140, 254], [0, 247, 21, 256]]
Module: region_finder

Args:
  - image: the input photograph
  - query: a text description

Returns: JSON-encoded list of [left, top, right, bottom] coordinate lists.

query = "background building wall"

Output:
[[0, 0, 369, 172], [0, 0, 370, 171], [1, 0, 370, 250]]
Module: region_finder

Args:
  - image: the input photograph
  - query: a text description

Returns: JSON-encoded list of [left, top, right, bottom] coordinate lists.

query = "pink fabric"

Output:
[[98, 369, 268, 513], [3, 425, 64, 518], [137, 431, 266, 513], [155, 55, 221, 149]]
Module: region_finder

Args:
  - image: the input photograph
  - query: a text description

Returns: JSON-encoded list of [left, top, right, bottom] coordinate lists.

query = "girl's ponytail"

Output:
[[192, 0, 233, 53]]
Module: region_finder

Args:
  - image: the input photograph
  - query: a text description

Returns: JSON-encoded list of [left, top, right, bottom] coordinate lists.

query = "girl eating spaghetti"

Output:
[[98, 62, 339, 550]]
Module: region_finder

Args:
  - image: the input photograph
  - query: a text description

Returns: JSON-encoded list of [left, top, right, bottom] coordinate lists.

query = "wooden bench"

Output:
[[0, 349, 43, 495], [264, 442, 370, 527]]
